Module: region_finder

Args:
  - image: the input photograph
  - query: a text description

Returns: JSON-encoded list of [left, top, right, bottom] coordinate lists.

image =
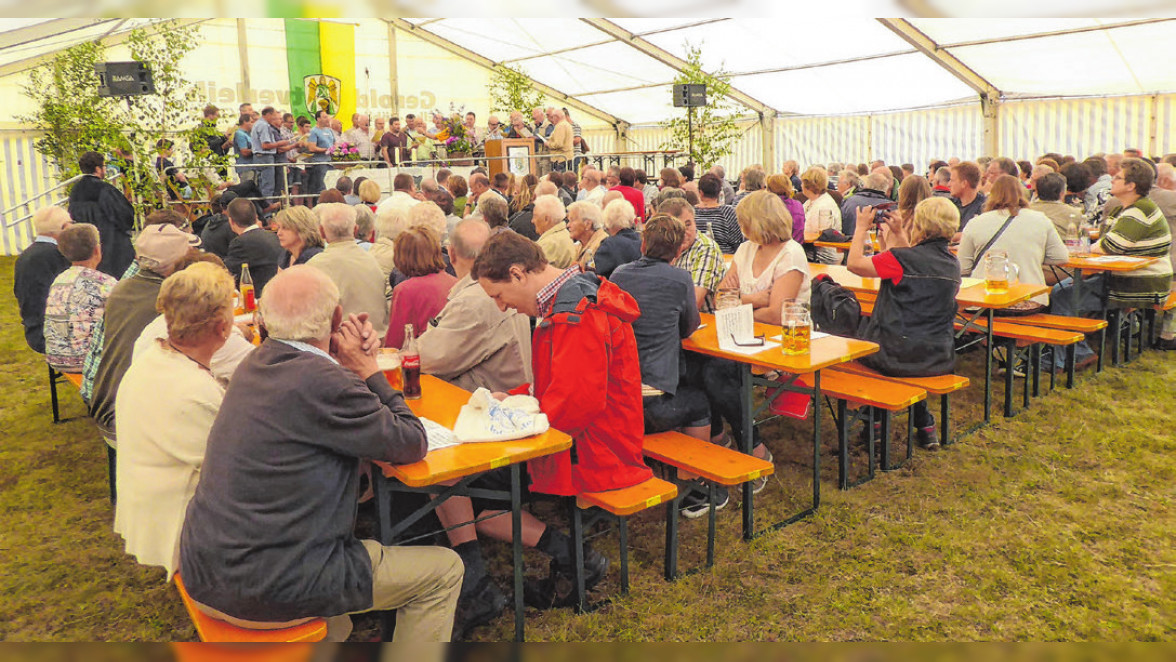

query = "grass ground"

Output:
[[0, 254, 1172, 641]]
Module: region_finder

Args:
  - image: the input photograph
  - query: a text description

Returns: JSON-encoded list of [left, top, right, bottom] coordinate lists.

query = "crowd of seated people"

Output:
[[13, 142, 1176, 643]]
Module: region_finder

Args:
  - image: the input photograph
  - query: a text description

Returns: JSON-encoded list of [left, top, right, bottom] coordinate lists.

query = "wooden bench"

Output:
[[173, 574, 328, 642], [571, 476, 678, 611], [830, 361, 970, 447], [788, 370, 928, 488], [47, 366, 86, 424], [955, 318, 1083, 412], [642, 431, 775, 578], [1145, 292, 1176, 349]]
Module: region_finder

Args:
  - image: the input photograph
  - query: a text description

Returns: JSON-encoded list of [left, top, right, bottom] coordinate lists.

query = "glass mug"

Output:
[[781, 302, 812, 355], [376, 348, 403, 390], [984, 251, 1019, 295], [716, 288, 742, 310]]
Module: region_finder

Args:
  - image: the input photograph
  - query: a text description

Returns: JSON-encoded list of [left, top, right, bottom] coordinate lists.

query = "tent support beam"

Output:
[[877, 18, 1003, 157], [578, 18, 774, 117], [387, 23, 400, 117], [761, 113, 777, 170], [384, 18, 622, 127], [0, 19, 207, 78], [236, 19, 251, 101]]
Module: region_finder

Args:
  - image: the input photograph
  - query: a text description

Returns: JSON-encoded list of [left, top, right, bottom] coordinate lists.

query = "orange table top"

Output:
[[374, 376, 571, 488], [1060, 254, 1159, 272], [809, 264, 1049, 310], [683, 313, 878, 374]]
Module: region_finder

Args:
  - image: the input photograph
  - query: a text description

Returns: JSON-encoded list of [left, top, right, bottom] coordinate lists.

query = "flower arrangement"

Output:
[[432, 106, 473, 155], [329, 141, 361, 162]]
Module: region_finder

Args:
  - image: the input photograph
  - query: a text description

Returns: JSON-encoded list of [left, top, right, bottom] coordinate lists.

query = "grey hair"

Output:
[[603, 198, 635, 233], [864, 172, 892, 191], [838, 170, 860, 187], [375, 207, 408, 241], [259, 265, 340, 343], [477, 194, 509, 227], [533, 194, 566, 227], [316, 203, 357, 242], [353, 204, 375, 240], [567, 200, 602, 230], [408, 201, 447, 239], [449, 218, 491, 260], [33, 206, 71, 236]]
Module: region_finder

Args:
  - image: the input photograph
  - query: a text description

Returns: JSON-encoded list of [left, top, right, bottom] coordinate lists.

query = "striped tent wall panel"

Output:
[[999, 96, 1153, 160], [871, 105, 983, 167], [1153, 94, 1176, 156], [1, 132, 58, 256], [777, 115, 871, 168]]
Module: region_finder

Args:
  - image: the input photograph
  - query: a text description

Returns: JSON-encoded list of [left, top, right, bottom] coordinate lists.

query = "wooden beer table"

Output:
[[809, 264, 1048, 427], [683, 314, 878, 539], [1052, 254, 1159, 368], [371, 375, 572, 642]]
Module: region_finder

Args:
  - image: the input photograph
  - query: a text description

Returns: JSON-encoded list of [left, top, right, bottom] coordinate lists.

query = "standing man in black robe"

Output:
[[68, 151, 136, 278]]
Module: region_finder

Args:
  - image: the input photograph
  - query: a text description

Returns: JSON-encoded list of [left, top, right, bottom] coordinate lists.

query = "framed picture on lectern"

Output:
[[507, 146, 529, 176]]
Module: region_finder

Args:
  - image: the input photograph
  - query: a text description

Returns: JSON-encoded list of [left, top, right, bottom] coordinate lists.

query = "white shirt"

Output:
[[375, 190, 420, 216], [958, 208, 1069, 305], [730, 240, 811, 306], [114, 340, 224, 579]]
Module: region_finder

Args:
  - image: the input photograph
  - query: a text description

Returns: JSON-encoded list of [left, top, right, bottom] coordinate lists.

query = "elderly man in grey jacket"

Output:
[[419, 218, 532, 392]]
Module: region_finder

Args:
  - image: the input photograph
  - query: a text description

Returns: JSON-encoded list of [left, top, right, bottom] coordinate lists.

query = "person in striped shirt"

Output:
[[693, 173, 743, 254], [1050, 157, 1173, 368]]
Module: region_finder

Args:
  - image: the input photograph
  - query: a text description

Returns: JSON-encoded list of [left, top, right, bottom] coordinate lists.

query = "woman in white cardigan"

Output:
[[800, 167, 842, 264], [114, 262, 235, 579]]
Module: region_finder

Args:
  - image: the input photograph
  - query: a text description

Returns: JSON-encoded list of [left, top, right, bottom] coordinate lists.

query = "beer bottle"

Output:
[[240, 263, 256, 313], [400, 324, 422, 400]]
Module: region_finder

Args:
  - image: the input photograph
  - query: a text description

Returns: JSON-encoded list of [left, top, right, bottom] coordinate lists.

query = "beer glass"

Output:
[[984, 251, 1019, 295], [781, 302, 812, 355]]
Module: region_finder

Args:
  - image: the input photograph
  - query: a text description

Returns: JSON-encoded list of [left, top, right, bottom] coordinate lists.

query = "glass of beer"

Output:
[[376, 349, 402, 390], [984, 251, 1018, 295], [716, 288, 741, 310], [781, 302, 812, 355]]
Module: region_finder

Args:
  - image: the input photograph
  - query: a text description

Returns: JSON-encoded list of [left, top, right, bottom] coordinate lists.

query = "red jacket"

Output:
[[516, 272, 652, 496], [610, 185, 647, 222]]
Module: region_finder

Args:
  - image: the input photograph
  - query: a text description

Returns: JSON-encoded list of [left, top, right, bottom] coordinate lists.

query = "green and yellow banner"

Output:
[[284, 18, 355, 122]]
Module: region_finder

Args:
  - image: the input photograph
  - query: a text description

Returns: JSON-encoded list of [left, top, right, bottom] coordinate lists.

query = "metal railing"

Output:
[[3, 172, 122, 230]]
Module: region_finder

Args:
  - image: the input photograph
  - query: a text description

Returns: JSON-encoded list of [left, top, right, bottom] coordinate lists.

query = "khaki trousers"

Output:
[[195, 540, 462, 643], [326, 540, 463, 642]]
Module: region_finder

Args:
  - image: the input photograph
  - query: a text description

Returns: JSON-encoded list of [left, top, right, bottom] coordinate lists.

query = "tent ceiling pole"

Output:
[[0, 18, 207, 78], [0, 18, 112, 50], [761, 113, 776, 170], [237, 19, 251, 103], [388, 22, 400, 117], [578, 17, 775, 117], [877, 18, 1003, 157], [384, 18, 622, 126]]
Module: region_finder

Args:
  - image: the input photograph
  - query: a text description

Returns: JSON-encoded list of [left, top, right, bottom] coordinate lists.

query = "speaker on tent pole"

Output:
[[95, 62, 155, 97]]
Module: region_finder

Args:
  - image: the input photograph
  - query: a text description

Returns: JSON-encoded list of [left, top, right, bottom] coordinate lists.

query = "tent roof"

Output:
[[4, 17, 1176, 124]]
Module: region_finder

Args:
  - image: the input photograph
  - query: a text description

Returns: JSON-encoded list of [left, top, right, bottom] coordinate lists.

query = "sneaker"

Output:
[[452, 574, 507, 640], [916, 421, 940, 450], [680, 485, 730, 519], [750, 448, 773, 494]]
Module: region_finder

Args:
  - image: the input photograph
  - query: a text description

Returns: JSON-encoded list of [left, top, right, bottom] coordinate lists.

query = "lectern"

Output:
[[485, 138, 535, 178]]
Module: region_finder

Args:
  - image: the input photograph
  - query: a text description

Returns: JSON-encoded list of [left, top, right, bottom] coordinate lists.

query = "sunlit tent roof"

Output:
[[4, 18, 1176, 124], [394, 17, 1176, 123]]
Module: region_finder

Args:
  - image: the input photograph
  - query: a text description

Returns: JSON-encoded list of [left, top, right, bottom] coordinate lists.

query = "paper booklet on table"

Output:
[[715, 304, 780, 355]]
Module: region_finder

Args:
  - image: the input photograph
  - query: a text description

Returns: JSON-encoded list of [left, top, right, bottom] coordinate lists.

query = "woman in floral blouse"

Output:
[[44, 224, 117, 372]]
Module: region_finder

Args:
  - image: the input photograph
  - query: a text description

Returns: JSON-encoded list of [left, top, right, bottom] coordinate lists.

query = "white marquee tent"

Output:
[[4, 16, 1176, 253]]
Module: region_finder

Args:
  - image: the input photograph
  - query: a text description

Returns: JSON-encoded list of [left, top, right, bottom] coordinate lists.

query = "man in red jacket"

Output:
[[430, 232, 652, 629]]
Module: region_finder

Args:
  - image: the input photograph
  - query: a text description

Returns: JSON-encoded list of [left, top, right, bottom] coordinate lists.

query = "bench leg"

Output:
[[618, 518, 629, 595], [107, 445, 117, 504], [1002, 343, 1016, 418], [837, 399, 849, 490], [880, 410, 894, 472], [1124, 311, 1134, 363], [1030, 344, 1041, 398], [569, 499, 587, 613], [706, 483, 716, 569], [49, 366, 63, 424], [906, 405, 914, 462], [940, 395, 952, 447], [664, 470, 679, 582], [1022, 347, 1032, 411], [1109, 310, 1122, 366]]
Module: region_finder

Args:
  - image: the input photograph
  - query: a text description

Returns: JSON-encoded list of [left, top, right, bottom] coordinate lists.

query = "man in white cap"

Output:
[[88, 224, 201, 502]]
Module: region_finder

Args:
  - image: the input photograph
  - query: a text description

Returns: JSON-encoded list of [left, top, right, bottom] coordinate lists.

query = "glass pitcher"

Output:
[[984, 250, 1019, 295]]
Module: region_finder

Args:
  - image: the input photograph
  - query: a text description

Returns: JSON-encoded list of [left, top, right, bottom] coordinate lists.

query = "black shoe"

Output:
[[523, 547, 610, 610], [1159, 337, 1176, 351], [680, 485, 730, 519], [452, 574, 507, 640]]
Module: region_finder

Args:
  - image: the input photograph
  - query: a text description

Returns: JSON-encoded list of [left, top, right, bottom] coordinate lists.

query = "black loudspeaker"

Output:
[[95, 61, 155, 97], [673, 83, 706, 108]]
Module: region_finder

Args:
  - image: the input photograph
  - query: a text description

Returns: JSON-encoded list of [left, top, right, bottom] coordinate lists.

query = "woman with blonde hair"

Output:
[[958, 174, 1067, 310], [384, 226, 456, 349], [847, 197, 962, 448], [720, 190, 810, 324], [510, 173, 539, 215], [114, 262, 236, 579], [800, 167, 842, 264], [358, 179, 381, 211], [273, 206, 324, 269]]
